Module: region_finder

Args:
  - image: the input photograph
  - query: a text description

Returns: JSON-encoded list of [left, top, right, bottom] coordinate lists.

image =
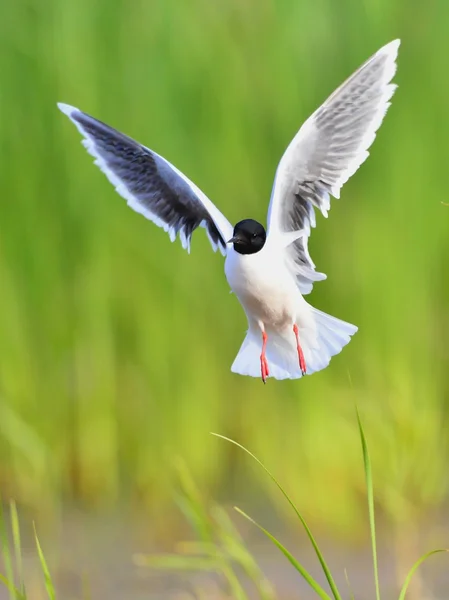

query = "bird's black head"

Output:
[[228, 219, 267, 255]]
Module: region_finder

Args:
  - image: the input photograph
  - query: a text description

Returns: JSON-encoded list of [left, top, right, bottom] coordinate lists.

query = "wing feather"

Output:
[[58, 103, 233, 255], [267, 40, 400, 293]]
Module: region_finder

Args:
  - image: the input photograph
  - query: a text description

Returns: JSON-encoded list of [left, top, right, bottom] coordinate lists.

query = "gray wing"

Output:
[[267, 40, 400, 294], [57, 104, 233, 254]]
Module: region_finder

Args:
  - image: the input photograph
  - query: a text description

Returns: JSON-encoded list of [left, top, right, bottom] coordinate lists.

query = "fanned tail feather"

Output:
[[231, 305, 357, 380]]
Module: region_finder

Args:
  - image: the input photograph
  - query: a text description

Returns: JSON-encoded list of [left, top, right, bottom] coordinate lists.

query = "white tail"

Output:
[[231, 306, 357, 380]]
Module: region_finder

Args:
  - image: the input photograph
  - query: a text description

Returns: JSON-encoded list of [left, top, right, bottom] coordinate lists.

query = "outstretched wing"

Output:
[[58, 104, 233, 254], [267, 40, 400, 293]]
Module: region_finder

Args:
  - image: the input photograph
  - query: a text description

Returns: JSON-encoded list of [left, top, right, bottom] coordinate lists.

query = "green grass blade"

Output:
[[174, 459, 214, 543], [9, 502, 25, 597], [0, 503, 16, 600], [344, 568, 355, 600], [220, 562, 250, 600], [356, 410, 380, 600], [398, 549, 448, 600], [0, 574, 26, 600], [211, 433, 341, 600], [212, 506, 276, 600], [235, 507, 332, 600], [136, 552, 249, 599], [33, 523, 56, 600]]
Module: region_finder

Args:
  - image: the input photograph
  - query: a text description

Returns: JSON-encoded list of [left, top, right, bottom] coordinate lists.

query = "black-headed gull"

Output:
[[57, 40, 400, 382]]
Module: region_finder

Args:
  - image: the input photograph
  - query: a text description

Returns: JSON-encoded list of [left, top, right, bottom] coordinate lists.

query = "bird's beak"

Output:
[[227, 236, 242, 245]]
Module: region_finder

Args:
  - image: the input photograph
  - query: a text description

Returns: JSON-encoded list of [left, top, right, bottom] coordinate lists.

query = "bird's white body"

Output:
[[225, 243, 356, 379], [225, 242, 302, 331], [58, 39, 400, 381]]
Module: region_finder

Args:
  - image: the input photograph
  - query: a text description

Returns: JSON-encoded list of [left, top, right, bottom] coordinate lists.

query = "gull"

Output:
[[57, 39, 400, 382]]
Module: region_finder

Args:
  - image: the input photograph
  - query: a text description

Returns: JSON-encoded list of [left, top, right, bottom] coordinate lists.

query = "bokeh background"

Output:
[[1, 0, 449, 597]]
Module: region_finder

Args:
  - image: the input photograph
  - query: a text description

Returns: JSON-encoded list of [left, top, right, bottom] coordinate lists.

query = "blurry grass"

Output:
[[0, 418, 447, 598], [211, 434, 341, 600], [138, 420, 448, 599], [134, 459, 276, 600], [0, 502, 56, 600], [0, 0, 448, 544]]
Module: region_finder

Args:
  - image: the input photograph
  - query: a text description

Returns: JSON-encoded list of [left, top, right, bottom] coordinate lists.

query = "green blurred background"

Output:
[[0, 0, 449, 592]]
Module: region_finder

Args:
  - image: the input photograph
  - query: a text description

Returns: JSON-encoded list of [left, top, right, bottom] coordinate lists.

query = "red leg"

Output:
[[293, 324, 307, 376], [260, 331, 269, 384]]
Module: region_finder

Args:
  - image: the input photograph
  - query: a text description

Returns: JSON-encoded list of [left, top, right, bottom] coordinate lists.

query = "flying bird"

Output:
[[57, 39, 400, 382]]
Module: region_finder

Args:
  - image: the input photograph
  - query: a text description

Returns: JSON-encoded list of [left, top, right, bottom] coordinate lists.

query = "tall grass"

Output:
[[0, 419, 447, 598], [0, 0, 448, 543], [137, 420, 448, 598]]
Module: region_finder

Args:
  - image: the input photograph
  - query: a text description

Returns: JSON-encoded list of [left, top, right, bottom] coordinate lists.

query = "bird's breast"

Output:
[[224, 246, 300, 329]]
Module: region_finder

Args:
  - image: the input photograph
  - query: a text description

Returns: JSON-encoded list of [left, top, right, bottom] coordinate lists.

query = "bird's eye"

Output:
[[252, 233, 257, 238]]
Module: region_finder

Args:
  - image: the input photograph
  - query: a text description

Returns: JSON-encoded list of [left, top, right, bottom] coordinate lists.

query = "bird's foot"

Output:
[[260, 354, 270, 384], [260, 330, 269, 383], [293, 324, 307, 376], [298, 346, 307, 376]]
